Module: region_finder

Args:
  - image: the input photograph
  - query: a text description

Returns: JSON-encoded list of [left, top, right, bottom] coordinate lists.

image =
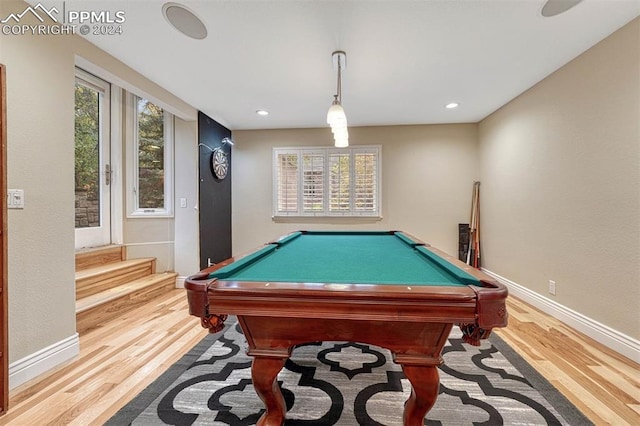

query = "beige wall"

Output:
[[0, 6, 77, 363], [478, 19, 639, 339], [232, 124, 478, 256], [123, 219, 175, 271], [0, 0, 198, 368], [174, 118, 200, 281]]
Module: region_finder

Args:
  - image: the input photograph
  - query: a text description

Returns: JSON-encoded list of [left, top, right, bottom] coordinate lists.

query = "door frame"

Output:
[[1, 63, 10, 413], [74, 69, 112, 249]]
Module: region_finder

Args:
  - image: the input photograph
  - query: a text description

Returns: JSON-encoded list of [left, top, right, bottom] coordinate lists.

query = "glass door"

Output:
[[74, 70, 111, 249]]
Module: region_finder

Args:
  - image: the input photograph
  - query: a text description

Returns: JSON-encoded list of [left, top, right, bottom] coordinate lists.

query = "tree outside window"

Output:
[[136, 98, 165, 209], [74, 83, 100, 202]]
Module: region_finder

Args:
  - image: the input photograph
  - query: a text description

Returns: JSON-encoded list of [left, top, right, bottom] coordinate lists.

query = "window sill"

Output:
[[272, 215, 383, 224], [127, 210, 174, 219]]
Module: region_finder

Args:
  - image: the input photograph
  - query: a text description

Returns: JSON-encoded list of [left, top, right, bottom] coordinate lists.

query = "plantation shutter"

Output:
[[302, 152, 325, 213], [329, 152, 350, 213], [274, 146, 381, 217], [354, 149, 378, 213], [275, 151, 299, 214]]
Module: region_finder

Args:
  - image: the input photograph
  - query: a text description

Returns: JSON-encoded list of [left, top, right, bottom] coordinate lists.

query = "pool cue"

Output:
[[468, 181, 480, 267], [466, 182, 479, 265], [466, 188, 474, 265], [466, 184, 475, 265], [474, 182, 480, 268]]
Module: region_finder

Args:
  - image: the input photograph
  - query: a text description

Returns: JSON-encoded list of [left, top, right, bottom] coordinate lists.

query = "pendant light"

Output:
[[327, 51, 348, 147]]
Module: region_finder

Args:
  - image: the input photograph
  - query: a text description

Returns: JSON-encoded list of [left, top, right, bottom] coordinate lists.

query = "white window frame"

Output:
[[273, 145, 382, 218], [126, 93, 174, 218]]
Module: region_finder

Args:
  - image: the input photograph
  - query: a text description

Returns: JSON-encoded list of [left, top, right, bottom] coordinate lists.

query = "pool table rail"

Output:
[[185, 274, 507, 345], [186, 274, 481, 322]]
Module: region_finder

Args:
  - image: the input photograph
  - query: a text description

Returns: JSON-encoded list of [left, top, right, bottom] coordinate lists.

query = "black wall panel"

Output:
[[198, 111, 232, 269]]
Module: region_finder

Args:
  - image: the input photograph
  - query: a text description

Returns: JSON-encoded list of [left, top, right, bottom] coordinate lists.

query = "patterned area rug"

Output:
[[108, 319, 592, 425]]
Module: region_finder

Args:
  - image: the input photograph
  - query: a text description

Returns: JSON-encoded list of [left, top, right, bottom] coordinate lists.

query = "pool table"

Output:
[[185, 230, 508, 426]]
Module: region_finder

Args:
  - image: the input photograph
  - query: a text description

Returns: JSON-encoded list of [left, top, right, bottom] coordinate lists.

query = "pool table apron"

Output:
[[186, 277, 507, 342]]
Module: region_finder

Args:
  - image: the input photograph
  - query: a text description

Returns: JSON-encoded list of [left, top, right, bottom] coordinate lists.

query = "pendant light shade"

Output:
[[327, 102, 347, 126]]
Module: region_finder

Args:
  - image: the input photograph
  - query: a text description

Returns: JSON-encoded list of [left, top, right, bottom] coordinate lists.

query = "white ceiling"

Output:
[[38, 1, 640, 130]]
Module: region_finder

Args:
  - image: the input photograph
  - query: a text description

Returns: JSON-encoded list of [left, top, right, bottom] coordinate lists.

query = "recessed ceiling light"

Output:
[[162, 3, 207, 40], [256, 110, 269, 116], [445, 103, 459, 109], [541, 0, 583, 17]]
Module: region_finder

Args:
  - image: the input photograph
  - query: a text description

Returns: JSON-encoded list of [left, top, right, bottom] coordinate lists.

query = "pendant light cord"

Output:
[[336, 56, 342, 103]]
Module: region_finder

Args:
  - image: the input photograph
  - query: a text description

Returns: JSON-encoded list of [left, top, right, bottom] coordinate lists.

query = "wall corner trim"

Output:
[[8, 333, 79, 390], [482, 268, 640, 364], [176, 276, 186, 289]]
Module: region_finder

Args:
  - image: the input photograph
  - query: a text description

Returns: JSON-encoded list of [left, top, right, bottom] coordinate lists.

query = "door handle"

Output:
[[105, 164, 113, 186]]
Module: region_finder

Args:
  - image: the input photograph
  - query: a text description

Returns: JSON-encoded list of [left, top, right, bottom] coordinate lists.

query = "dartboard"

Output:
[[211, 148, 229, 180]]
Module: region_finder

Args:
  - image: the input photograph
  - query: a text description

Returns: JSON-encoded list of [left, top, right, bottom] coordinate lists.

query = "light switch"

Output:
[[8, 189, 24, 209], [180, 198, 187, 208]]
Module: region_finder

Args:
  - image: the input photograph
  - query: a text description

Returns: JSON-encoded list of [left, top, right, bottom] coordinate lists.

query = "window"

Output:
[[273, 146, 381, 217], [126, 95, 174, 217]]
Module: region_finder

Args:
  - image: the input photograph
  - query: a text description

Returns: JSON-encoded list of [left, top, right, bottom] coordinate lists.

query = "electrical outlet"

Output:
[[548, 280, 556, 295]]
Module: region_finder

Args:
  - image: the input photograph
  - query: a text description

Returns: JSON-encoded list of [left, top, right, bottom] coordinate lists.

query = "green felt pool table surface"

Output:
[[209, 230, 480, 287]]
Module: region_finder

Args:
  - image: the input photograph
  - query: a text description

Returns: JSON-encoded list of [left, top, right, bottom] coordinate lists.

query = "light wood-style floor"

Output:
[[0, 290, 638, 425], [496, 297, 640, 425]]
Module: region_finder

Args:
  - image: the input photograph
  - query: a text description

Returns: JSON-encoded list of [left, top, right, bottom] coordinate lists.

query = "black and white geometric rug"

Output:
[[107, 319, 592, 425]]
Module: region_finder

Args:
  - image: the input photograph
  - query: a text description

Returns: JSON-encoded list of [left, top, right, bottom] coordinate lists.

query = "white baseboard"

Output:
[[9, 333, 80, 390], [176, 276, 186, 289], [482, 268, 640, 363]]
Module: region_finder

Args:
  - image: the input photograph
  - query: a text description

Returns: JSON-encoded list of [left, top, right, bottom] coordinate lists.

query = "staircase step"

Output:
[[76, 258, 156, 300], [76, 272, 178, 334], [75, 245, 125, 272]]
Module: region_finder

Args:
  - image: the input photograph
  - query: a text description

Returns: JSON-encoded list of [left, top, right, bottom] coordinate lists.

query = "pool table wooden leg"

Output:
[[252, 356, 287, 426], [401, 364, 440, 426]]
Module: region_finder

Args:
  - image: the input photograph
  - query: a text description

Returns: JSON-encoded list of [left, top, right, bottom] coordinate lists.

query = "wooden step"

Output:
[[76, 272, 178, 334], [75, 258, 156, 300], [75, 245, 125, 272]]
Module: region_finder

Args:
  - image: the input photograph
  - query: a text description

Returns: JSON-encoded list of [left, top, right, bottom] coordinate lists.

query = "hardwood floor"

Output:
[[0, 290, 638, 425], [1, 290, 208, 426], [495, 297, 640, 425]]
